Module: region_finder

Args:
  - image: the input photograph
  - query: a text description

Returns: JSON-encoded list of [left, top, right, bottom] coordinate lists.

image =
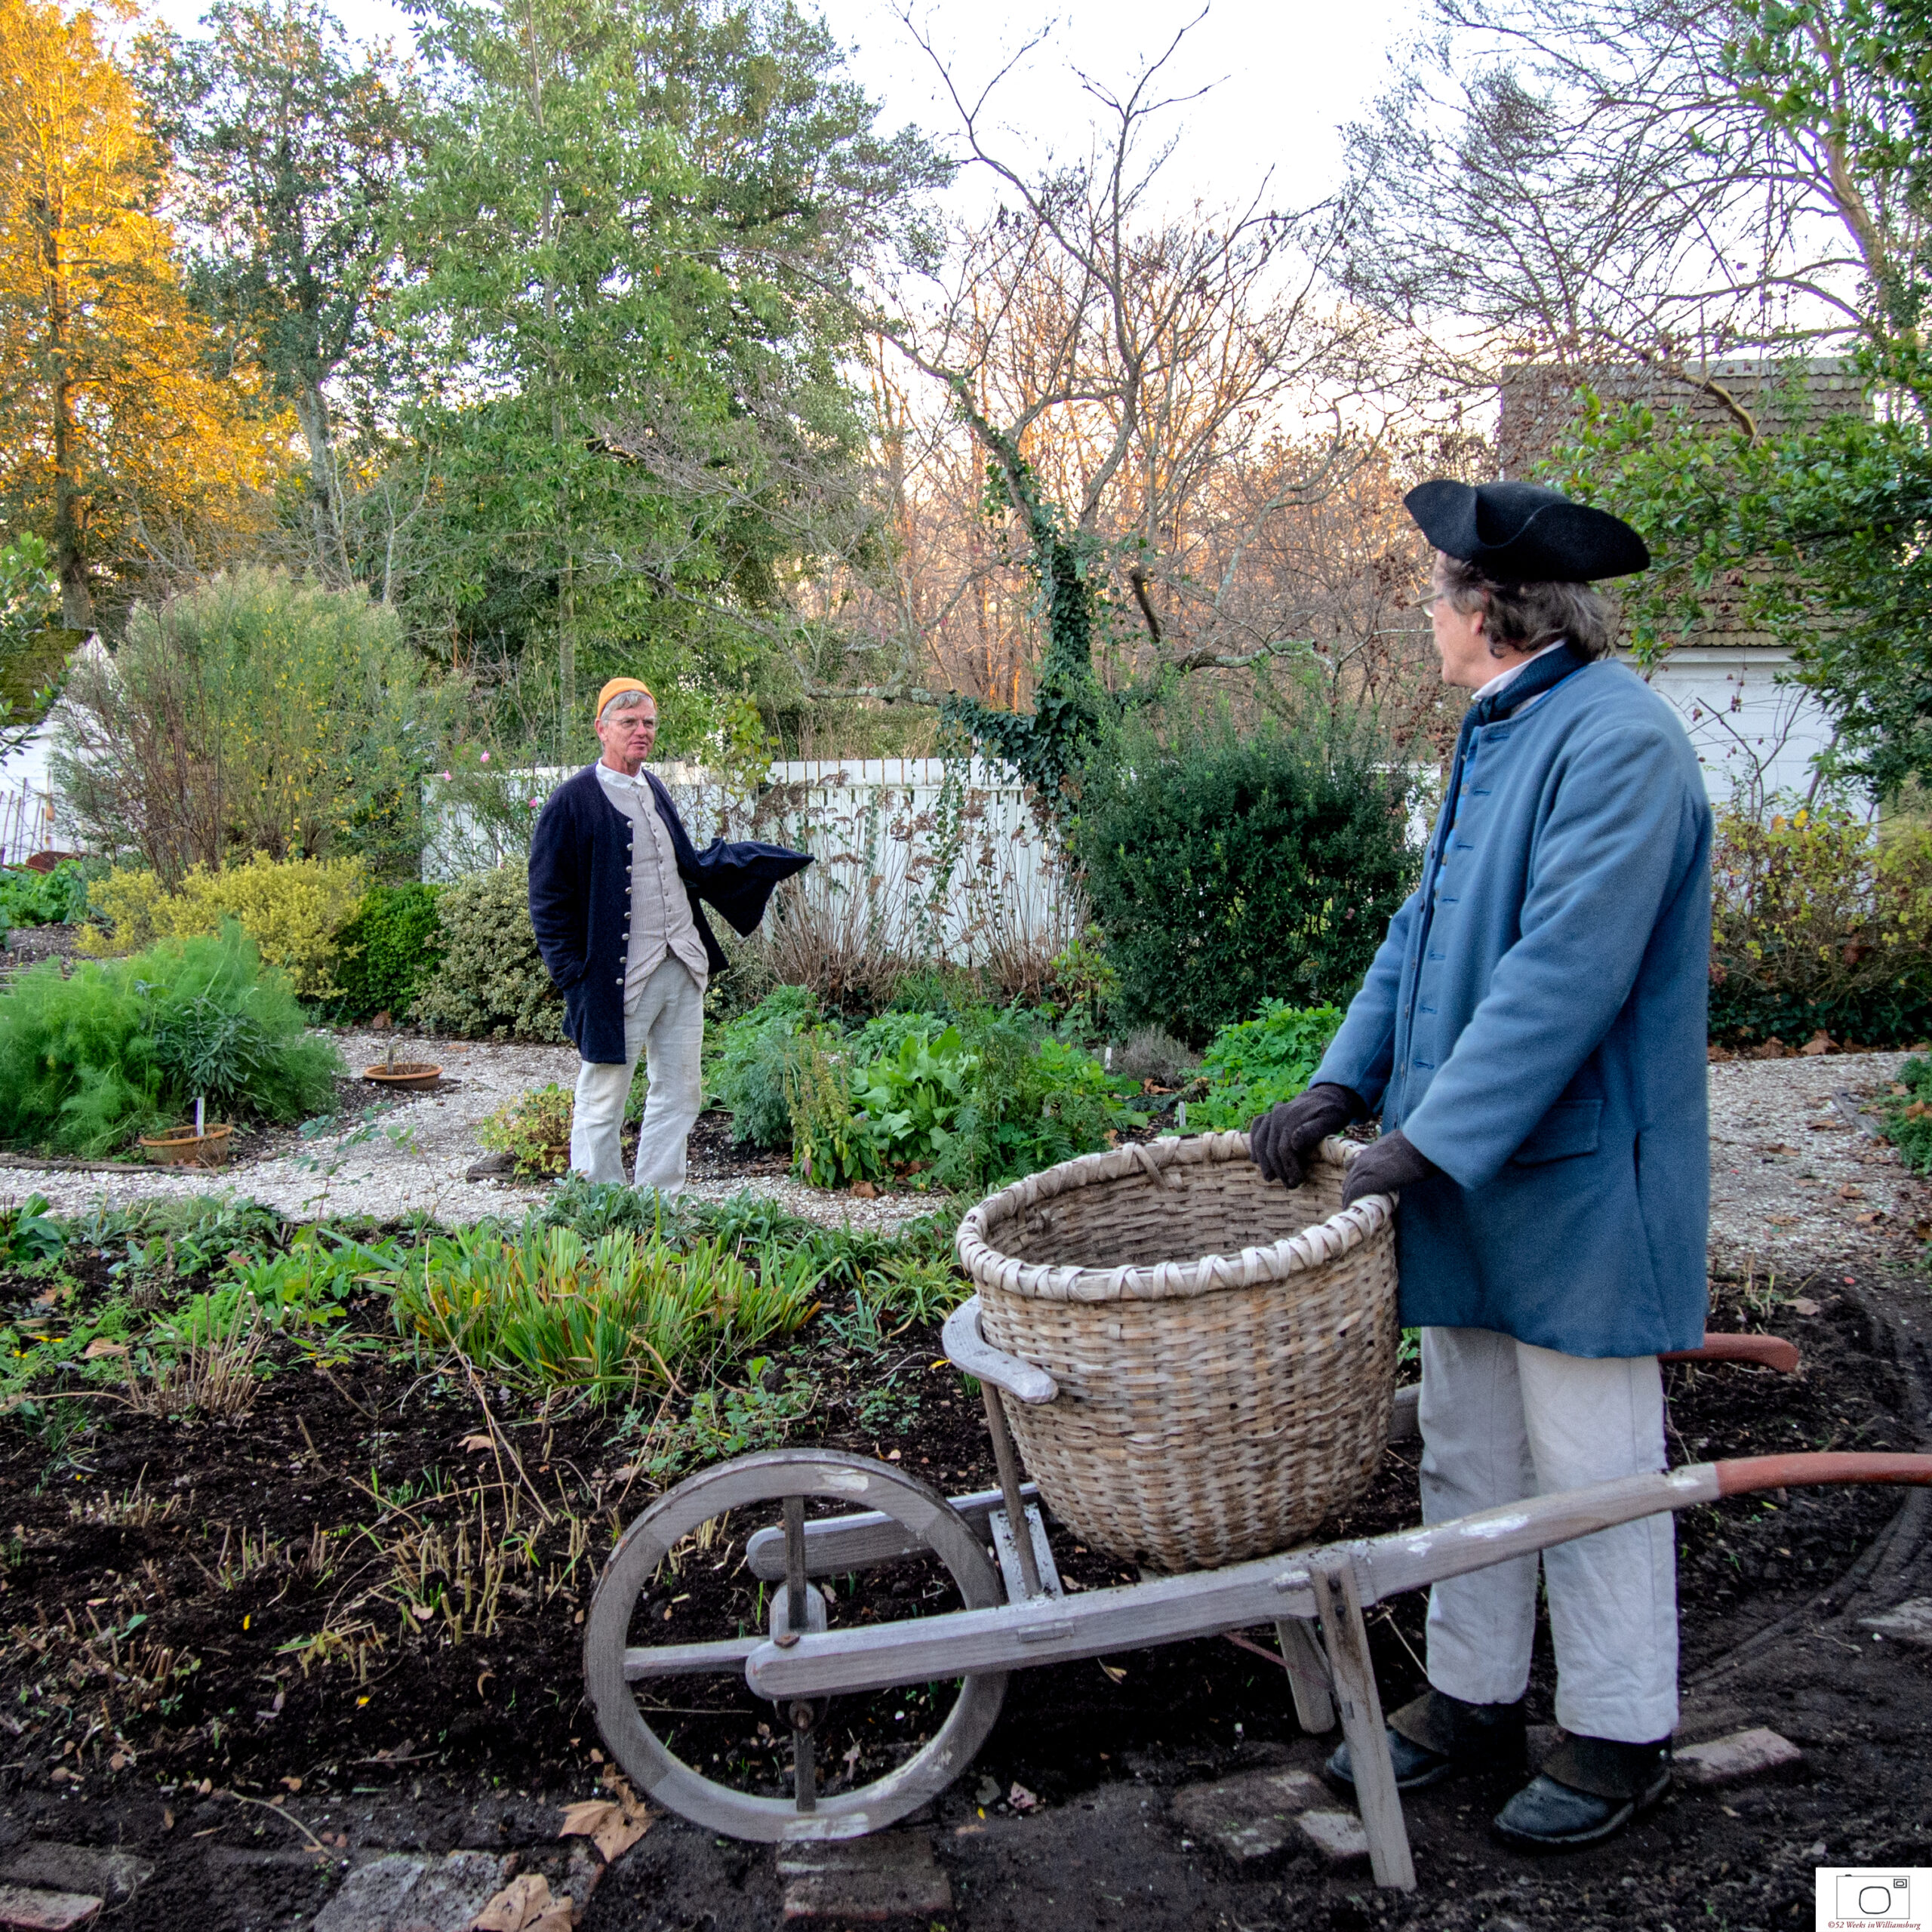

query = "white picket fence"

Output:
[[423, 756, 1079, 977]]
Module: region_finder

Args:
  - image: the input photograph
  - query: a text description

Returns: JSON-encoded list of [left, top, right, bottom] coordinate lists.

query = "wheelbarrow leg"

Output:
[[1272, 1616, 1336, 1734], [1309, 1552, 1416, 1891]]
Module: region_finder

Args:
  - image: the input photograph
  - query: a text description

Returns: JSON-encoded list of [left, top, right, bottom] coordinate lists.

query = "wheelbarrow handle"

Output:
[[1660, 1331, 1802, 1372], [1716, 1451, 1932, 1496]]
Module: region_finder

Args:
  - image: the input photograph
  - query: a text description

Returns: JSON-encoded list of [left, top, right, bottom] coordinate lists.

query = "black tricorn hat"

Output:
[[1404, 478, 1650, 583]]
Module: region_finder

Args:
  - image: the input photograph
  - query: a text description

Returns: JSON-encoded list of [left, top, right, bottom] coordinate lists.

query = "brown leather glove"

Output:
[[1340, 1128, 1439, 1208], [1248, 1083, 1363, 1189]]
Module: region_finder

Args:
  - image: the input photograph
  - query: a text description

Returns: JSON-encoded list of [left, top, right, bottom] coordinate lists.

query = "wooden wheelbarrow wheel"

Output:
[[583, 1448, 1009, 1841]]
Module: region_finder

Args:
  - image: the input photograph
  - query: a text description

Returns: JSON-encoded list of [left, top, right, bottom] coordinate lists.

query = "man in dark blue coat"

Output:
[[528, 678, 810, 1195], [1250, 481, 1712, 1849]]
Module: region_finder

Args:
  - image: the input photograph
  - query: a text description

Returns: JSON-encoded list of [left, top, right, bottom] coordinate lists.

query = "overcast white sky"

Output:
[[144, 0, 1419, 217]]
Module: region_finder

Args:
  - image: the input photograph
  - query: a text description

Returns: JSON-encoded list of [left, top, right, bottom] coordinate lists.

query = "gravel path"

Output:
[[2, 1035, 1927, 1266], [0, 1031, 946, 1235], [1706, 1048, 1932, 1281]]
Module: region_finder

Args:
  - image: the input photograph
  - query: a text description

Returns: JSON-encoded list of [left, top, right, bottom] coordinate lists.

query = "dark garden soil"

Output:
[[0, 1248, 1926, 1930]]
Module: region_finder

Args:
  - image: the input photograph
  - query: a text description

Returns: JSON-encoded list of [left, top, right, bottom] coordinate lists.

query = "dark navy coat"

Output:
[[528, 764, 811, 1063], [1312, 656, 1712, 1358]]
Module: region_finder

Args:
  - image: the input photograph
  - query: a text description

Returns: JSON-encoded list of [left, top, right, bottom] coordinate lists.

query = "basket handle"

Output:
[[1129, 1141, 1175, 1189], [940, 1296, 1059, 1405]]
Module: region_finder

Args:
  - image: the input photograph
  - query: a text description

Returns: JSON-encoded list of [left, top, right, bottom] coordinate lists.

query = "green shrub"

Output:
[[82, 852, 369, 996], [411, 863, 565, 1042], [334, 884, 445, 1020], [390, 1222, 817, 1400], [708, 986, 819, 1148], [53, 567, 449, 881], [0, 925, 345, 1155], [477, 1082, 575, 1177], [1077, 714, 1419, 1045], [0, 861, 90, 931], [1196, 1001, 1347, 1130], [1709, 803, 1932, 1046]]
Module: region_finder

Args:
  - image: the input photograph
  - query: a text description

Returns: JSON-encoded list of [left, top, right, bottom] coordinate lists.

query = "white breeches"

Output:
[[568, 958, 705, 1195], [1417, 1324, 1678, 1743]]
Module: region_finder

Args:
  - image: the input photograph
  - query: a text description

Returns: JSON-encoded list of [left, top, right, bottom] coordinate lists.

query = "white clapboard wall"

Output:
[[422, 756, 1078, 967]]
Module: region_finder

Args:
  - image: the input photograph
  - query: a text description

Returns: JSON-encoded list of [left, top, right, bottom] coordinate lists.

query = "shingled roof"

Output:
[[1497, 358, 1867, 652]]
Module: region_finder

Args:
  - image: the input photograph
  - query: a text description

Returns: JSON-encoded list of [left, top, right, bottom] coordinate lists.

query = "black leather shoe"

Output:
[[1325, 1687, 1526, 1794], [1494, 1734, 1672, 1850]]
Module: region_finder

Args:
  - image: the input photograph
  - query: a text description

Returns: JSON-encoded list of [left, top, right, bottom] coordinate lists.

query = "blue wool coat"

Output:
[[528, 764, 811, 1063], [1312, 655, 1713, 1358]]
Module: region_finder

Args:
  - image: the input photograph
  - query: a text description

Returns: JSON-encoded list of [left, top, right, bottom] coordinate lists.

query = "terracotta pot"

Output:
[[139, 1124, 233, 1168], [364, 1062, 442, 1092]]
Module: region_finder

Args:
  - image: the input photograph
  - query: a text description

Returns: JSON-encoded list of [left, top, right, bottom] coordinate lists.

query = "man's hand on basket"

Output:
[[1340, 1129, 1439, 1208], [1248, 1084, 1363, 1189]]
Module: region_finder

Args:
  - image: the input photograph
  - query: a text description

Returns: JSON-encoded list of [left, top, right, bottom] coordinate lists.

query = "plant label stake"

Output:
[[195, 1096, 205, 1137]]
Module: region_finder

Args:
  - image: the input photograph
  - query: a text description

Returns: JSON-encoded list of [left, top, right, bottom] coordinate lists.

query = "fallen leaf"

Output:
[[281, 1775, 302, 1793], [1767, 1215, 1797, 1227], [1789, 1297, 1821, 1315], [1854, 1211, 1885, 1225], [1008, 1781, 1039, 1813], [82, 1338, 128, 1358], [1838, 1184, 1866, 1200], [460, 1434, 494, 1453], [1800, 1030, 1835, 1056], [559, 1792, 654, 1863], [472, 1872, 563, 1932], [850, 1180, 878, 1198]]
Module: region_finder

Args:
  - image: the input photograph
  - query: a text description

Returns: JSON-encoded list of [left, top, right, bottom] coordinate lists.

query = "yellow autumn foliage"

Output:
[[0, 0, 287, 624], [81, 853, 368, 997]]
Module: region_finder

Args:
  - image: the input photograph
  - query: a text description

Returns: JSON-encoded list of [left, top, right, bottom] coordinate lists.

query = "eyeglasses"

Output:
[[1414, 590, 1446, 611]]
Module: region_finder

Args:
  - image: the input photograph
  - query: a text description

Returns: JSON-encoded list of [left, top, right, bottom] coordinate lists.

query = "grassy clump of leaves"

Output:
[[389, 1220, 823, 1402], [1878, 1056, 1932, 1172], [1195, 1000, 1346, 1131], [0, 924, 345, 1155]]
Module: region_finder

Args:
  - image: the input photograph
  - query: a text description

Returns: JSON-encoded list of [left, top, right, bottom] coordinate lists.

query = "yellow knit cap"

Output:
[[594, 677, 654, 722]]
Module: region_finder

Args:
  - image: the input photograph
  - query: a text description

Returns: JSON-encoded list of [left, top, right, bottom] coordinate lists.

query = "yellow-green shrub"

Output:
[[80, 853, 368, 997], [1710, 804, 1932, 1041]]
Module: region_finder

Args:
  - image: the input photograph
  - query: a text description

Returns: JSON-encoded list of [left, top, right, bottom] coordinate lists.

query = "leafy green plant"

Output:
[[0, 861, 91, 932], [0, 926, 345, 1155], [333, 883, 445, 1020], [391, 1222, 818, 1400], [930, 1014, 1142, 1192], [707, 985, 818, 1148], [783, 1035, 884, 1189], [848, 1023, 973, 1168], [476, 1083, 575, 1177], [1078, 712, 1419, 1044], [1196, 1001, 1347, 1131], [0, 1194, 63, 1268], [410, 862, 565, 1042], [1878, 1057, 1932, 1174]]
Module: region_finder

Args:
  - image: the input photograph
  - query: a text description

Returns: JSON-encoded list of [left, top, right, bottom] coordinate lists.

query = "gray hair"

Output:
[[1439, 554, 1614, 661], [598, 689, 654, 723]]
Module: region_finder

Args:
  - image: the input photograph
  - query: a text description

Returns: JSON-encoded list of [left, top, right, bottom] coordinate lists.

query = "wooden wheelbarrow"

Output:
[[583, 1300, 1929, 1888]]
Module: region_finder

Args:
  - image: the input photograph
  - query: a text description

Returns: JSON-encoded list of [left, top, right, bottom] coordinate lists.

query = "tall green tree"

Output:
[[1543, 0, 1932, 799], [394, 0, 946, 750], [137, 0, 420, 584]]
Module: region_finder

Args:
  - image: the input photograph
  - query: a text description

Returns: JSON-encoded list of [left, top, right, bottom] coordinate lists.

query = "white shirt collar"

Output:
[[595, 760, 648, 790], [1471, 638, 1567, 706]]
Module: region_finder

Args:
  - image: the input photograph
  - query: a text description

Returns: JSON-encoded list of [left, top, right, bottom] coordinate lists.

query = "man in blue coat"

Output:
[[1249, 480, 1712, 1849], [528, 678, 811, 1195]]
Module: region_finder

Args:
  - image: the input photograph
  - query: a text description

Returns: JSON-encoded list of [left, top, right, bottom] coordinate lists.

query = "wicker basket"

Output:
[[954, 1131, 1399, 1572]]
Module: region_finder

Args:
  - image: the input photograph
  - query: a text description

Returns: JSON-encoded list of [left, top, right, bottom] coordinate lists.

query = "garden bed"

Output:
[[0, 1206, 1924, 1930]]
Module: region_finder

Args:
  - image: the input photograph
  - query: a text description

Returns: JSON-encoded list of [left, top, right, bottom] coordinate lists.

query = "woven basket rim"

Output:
[[954, 1130, 1392, 1304]]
